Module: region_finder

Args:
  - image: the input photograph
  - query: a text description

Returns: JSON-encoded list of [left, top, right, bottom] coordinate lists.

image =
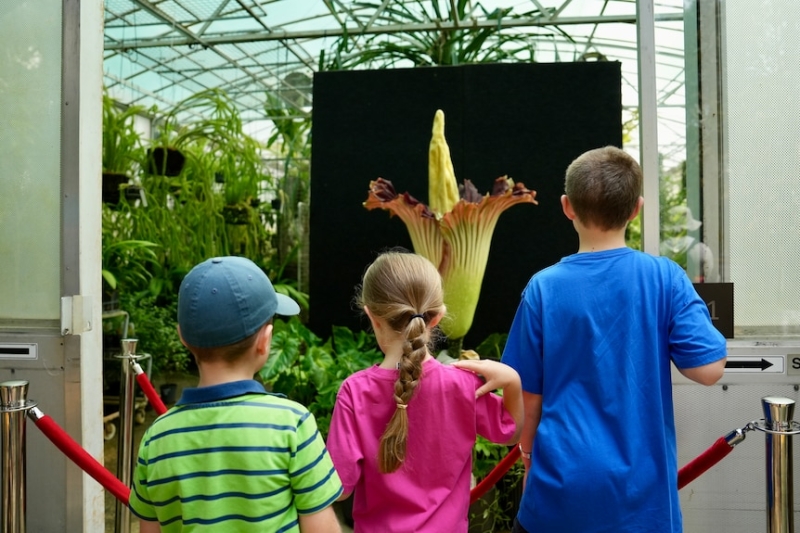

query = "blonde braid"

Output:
[[357, 252, 445, 474], [378, 316, 428, 472]]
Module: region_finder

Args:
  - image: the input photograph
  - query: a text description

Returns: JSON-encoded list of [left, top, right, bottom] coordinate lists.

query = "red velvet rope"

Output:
[[470, 445, 521, 505], [469, 435, 734, 505], [677, 436, 733, 490], [32, 413, 131, 505], [135, 372, 168, 416]]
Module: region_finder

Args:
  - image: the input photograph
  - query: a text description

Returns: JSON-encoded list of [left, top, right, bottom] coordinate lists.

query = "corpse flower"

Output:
[[365, 110, 537, 352]]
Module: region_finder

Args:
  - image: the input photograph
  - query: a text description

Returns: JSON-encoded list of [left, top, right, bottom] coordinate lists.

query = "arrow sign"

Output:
[[726, 359, 773, 371], [724, 356, 784, 374]]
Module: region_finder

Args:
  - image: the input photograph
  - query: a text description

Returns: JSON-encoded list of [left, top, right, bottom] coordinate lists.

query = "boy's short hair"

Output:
[[564, 146, 643, 230], [178, 256, 300, 351]]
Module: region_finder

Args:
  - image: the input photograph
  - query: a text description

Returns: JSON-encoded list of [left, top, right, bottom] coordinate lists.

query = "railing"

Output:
[[0, 377, 795, 533], [0, 338, 167, 532]]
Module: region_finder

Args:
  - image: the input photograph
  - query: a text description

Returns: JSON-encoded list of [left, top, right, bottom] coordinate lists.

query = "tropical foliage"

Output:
[[322, 0, 558, 70], [101, 89, 309, 376], [259, 317, 383, 438], [102, 93, 146, 176]]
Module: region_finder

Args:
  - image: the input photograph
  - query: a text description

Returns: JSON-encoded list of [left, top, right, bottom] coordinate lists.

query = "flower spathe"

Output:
[[365, 172, 538, 341]]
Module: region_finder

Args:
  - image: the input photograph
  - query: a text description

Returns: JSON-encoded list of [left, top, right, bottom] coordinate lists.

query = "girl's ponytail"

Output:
[[378, 314, 428, 473]]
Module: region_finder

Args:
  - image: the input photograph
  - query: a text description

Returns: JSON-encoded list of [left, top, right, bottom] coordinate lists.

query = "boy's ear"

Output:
[[561, 195, 577, 221], [177, 325, 188, 348], [628, 196, 644, 221], [257, 323, 274, 357]]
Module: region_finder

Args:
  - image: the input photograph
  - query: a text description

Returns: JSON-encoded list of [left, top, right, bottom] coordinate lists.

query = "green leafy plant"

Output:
[[474, 333, 508, 361], [323, 0, 553, 70], [102, 93, 148, 204], [102, 93, 146, 176], [152, 89, 271, 202], [259, 318, 382, 437], [153, 89, 274, 257], [471, 436, 525, 532], [103, 88, 280, 302], [101, 238, 159, 293], [121, 292, 192, 376], [265, 93, 312, 281], [101, 204, 160, 297]]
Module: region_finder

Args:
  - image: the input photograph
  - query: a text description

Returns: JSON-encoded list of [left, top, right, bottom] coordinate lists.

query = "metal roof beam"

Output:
[[125, 0, 305, 114], [105, 12, 683, 50]]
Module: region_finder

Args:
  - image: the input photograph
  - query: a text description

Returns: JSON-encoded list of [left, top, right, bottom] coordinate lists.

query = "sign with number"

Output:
[[692, 283, 734, 339], [787, 355, 800, 376]]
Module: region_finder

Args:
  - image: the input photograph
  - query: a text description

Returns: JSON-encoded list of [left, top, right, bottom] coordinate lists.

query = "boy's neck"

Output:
[[576, 225, 629, 253], [196, 361, 257, 387]]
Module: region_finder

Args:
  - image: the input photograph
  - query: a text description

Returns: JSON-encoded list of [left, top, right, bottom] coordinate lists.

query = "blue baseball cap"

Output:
[[178, 256, 300, 348]]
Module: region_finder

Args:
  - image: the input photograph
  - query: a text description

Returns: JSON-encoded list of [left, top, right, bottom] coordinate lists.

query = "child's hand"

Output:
[[452, 359, 521, 398]]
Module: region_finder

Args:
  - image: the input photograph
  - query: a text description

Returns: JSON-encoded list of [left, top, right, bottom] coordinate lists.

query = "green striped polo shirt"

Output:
[[129, 380, 342, 532]]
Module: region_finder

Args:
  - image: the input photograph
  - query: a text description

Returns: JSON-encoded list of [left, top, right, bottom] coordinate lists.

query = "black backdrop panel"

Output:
[[310, 62, 622, 347]]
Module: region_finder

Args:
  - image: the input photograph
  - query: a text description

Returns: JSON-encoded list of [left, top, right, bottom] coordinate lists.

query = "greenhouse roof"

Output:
[[103, 0, 689, 164]]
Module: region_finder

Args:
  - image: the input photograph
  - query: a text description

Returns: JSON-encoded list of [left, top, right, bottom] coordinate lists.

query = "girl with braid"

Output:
[[326, 251, 523, 533]]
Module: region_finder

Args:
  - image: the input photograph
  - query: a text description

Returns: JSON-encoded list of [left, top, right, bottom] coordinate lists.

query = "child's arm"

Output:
[[139, 519, 161, 533], [678, 358, 726, 385], [519, 391, 543, 488], [298, 505, 342, 533], [452, 359, 524, 445]]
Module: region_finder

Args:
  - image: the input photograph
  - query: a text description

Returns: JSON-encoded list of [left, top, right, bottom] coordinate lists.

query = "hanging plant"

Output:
[[102, 93, 146, 204], [145, 146, 186, 177]]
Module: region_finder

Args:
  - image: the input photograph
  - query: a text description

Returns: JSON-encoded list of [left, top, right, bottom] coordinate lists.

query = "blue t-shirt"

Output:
[[502, 248, 726, 533]]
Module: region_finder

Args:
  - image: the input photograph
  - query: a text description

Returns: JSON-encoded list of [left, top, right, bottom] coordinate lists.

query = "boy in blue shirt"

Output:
[[502, 146, 727, 533]]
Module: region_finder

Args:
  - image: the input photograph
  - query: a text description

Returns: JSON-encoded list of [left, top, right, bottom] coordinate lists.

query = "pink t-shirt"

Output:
[[326, 358, 517, 533]]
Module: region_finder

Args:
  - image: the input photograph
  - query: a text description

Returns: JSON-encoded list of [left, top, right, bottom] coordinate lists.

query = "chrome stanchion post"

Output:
[[0, 380, 37, 533], [114, 339, 138, 533], [761, 396, 795, 533]]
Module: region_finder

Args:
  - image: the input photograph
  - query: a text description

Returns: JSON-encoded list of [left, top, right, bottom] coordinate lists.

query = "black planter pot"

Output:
[[124, 184, 144, 202], [102, 172, 129, 205], [146, 147, 185, 177], [222, 204, 251, 225]]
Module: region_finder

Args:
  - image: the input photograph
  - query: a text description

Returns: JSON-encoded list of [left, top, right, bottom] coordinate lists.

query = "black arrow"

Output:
[[725, 359, 773, 371]]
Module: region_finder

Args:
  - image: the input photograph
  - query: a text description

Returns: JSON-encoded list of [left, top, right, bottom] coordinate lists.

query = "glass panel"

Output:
[[657, 15, 706, 282], [0, 2, 62, 320], [723, 0, 800, 336]]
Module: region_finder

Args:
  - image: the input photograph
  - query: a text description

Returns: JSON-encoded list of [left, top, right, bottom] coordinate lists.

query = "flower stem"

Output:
[[447, 336, 464, 359]]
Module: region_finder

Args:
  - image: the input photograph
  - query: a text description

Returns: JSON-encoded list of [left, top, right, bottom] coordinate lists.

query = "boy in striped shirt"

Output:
[[129, 256, 343, 533]]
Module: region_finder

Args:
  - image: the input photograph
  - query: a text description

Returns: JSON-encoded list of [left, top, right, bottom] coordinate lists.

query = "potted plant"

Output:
[[145, 145, 186, 177], [265, 93, 312, 283], [101, 203, 160, 309], [102, 93, 146, 204], [218, 134, 268, 225], [146, 88, 244, 178], [101, 237, 159, 307]]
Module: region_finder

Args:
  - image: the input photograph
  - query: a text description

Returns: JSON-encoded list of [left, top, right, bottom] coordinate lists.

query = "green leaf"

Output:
[[260, 327, 302, 382]]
